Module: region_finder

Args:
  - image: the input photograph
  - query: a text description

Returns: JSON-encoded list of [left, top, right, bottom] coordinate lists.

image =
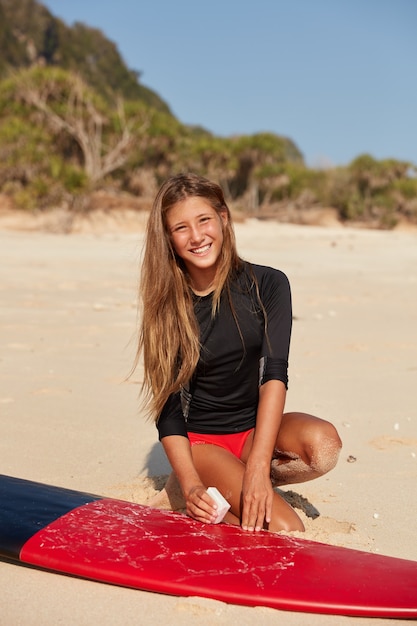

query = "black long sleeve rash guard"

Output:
[[156, 262, 292, 440]]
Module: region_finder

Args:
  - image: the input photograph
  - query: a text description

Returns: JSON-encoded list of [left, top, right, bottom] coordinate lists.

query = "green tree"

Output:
[[228, 133, 304, 209], [13, 67, 140, 184]]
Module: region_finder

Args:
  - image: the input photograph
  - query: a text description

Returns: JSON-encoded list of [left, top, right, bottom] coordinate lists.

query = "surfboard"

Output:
[[1, 474, 416, 618]]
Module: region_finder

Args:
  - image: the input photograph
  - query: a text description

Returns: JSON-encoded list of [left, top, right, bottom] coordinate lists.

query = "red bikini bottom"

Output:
[[188, 428, 254, 460]]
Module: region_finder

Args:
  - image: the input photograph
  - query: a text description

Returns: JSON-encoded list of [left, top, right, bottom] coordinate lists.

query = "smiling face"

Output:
[[166, 195, 228, 294]]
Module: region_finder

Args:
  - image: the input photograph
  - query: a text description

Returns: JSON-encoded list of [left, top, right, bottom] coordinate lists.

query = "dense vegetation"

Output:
[[1, 0, 416, 229]]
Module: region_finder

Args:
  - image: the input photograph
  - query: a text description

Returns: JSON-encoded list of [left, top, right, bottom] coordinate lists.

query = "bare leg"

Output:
[[191, 443, 304, 532], [147, 412, 341, 528], [268, 412, 342, 486]]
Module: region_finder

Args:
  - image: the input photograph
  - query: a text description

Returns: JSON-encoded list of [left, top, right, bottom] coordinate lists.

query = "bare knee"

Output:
[[269, 493, 305, 533], [307, 420, 342, 476]]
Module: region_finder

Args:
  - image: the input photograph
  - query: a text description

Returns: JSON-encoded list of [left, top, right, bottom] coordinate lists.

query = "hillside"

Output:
[[0, 0, 170, 112]]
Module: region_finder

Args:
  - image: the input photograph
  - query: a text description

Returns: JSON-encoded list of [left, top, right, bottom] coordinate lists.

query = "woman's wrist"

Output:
[[245, 454, 272, 475], [178, 471, 205, 497]]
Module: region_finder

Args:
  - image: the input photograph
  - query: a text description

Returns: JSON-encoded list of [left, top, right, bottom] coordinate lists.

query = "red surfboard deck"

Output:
[[1, 474, 416, 618]]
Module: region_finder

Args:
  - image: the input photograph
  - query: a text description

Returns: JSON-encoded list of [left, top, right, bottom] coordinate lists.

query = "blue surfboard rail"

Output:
[[0, 474, 100, 559]]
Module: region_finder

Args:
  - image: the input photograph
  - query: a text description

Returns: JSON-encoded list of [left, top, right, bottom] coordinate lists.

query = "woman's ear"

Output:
[[219, 209, 228, 226]]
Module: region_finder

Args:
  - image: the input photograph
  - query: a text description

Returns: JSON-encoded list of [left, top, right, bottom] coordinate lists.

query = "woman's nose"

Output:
[[189, 225, 203, 243]]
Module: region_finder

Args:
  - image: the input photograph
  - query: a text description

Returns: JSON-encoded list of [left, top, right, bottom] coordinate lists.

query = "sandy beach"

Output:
[[1, 215, 416, 625]]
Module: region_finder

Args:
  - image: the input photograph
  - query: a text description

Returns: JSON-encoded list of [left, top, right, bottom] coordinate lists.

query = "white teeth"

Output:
[[191, 244, 211, 254]]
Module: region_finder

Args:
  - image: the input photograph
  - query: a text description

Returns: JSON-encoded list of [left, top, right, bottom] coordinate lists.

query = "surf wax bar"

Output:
[[206, 487, 231, 524]]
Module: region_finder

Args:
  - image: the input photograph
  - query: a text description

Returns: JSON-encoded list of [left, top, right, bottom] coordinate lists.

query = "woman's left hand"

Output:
[[241, 464, 274, 532]]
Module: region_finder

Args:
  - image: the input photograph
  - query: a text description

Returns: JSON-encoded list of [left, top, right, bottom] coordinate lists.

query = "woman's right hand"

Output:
[[185, 485, 218, 524], [161, 435, 219, 524]]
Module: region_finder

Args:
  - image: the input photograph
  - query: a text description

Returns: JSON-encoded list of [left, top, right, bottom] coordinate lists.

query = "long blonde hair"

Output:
[[137, 173, 242, 421]]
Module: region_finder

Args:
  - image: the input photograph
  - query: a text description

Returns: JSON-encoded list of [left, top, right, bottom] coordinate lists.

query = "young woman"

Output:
[[137, 173, 342, 533]]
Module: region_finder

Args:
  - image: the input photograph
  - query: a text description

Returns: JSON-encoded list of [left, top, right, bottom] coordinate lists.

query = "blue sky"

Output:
[[40, 0, 417, 167]]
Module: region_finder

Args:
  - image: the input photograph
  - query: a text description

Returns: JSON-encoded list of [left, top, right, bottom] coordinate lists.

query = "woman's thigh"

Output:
[[274, 411, 342, 465], [191, 442, 303, 531], [240, 412, 334, 461], [191, 443, 246, 513]]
